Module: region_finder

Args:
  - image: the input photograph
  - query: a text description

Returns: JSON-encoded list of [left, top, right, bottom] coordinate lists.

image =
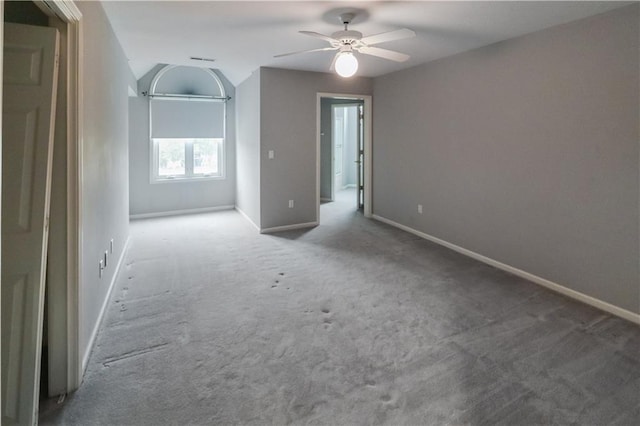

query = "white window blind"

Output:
[[150, 99, 225, 139]]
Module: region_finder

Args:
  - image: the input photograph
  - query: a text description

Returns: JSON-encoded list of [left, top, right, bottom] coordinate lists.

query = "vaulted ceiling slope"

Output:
[[101, 1, 630, 86]]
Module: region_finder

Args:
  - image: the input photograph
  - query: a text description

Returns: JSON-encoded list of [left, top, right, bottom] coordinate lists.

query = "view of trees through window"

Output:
[[193, 139, 219, 175], [157, 139, 186, 176], [156, 138, 222, 179]]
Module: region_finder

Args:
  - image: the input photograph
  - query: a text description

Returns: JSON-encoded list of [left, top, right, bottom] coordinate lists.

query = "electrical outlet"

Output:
[[418, 204, 423, 214], [288, 200, 294, 208], [110, 239, 114, 254], [104, 251, 109, 268], [99, 259, 104, 278], [268, 150, 275, 159]]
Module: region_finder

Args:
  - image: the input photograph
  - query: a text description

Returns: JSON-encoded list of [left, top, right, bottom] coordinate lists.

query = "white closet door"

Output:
[[2, 22, 59, 426]]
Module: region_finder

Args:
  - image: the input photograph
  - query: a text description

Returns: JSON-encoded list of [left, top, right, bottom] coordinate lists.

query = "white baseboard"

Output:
[[343, 184, 357, 189], [130, 205, 234, 220], [82, 235, 131, 371], [235, 206, 260, 231], [260, 221, 318, 234], [372, 214, 640, 325]]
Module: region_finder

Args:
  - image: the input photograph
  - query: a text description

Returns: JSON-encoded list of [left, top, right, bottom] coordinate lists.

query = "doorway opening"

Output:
[[332, 103, 363, 206], [316, 93, 372, 224]]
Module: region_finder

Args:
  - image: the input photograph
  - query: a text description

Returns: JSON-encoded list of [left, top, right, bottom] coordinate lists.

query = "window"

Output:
[[153, 138, 224, 181], [148, 65, 227, 183]]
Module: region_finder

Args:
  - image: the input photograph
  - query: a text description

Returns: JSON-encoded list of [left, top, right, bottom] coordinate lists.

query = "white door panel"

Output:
[[333, 112, 344, 193], [2, 22, 59, 426]]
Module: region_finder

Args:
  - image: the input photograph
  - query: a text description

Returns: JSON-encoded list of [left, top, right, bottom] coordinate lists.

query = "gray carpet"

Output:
[[41, 189, 640, 425]]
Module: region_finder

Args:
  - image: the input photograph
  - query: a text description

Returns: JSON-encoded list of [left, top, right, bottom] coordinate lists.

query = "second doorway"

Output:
[[320, 98, 364, 212]]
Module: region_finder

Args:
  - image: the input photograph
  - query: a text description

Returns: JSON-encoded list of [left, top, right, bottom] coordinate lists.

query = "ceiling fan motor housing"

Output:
[[331, 30, 363, 45]]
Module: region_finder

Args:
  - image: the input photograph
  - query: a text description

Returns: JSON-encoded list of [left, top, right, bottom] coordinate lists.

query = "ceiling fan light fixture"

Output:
[[335, 51, 358, 78]]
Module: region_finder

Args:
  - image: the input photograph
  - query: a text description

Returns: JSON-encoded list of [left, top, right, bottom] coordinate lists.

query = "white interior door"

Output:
[[356, 104, 364, 209], [2, 22, 60, 426], [342, 105, 359, 193], [333, 107, 344, 195]]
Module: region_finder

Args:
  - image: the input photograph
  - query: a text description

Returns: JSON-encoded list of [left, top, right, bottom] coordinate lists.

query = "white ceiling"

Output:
[[101, 1, 630, 86]]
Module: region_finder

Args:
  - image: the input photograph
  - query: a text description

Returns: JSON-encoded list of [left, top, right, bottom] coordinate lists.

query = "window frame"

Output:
[[151, 137, 225, 183], [147, 65, 227, 184]]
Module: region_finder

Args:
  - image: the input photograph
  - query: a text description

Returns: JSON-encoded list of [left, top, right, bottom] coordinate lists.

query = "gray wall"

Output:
[[235, 69, 262, 228], [372, 5, 639, 313], [260, 68, 372, 229], [77, 1, 132, 359], [128, 65, 236, 216]]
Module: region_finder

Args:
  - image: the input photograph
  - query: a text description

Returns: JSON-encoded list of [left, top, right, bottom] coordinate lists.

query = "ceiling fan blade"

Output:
[[299, 30, 339, 44], [358, 46, 410, 62], [274, 46, 338, 58], [360, 28, 415, 46]]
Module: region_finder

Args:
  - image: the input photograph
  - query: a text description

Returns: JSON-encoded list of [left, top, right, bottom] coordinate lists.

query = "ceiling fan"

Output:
[[274, 13, 415, 78]]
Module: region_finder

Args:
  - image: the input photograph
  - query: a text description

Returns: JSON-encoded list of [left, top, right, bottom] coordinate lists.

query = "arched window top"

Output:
[[150, 65, 225, 98]]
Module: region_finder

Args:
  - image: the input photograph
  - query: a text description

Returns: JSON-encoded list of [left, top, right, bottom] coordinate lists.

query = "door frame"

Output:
[[316, 92, 372, 220], [0, 0, 4, 413], [330, 102, 363, 202], [31, 0, 83, 392]]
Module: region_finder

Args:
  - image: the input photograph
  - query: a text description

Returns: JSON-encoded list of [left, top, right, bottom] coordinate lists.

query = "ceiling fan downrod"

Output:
[[339, 12, 356, 30]]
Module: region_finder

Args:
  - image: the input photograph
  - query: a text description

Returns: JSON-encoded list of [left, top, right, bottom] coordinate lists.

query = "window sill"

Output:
[[151, 175, 226, 184]]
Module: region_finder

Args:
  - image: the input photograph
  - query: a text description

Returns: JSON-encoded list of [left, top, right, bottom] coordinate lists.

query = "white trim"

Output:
[[320, 197, 332, 202], [66, 9, 83, 393], [363, 99, 372, 218], [36, 0, 82, 21], [0, 2, 3, 416], [372, 214, 640, 325], [35, 0, 84, 392], [316, 95, 322, 220], [316, 93, 372, 225], [235, 206, 261, 232], [260, 221, 318, 234], [82, 236, 131, 371], [130, 205, 234, 220], [151, 176, 226, 184], [330, 104, 336, 202], [149, 65, 225, 98]]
